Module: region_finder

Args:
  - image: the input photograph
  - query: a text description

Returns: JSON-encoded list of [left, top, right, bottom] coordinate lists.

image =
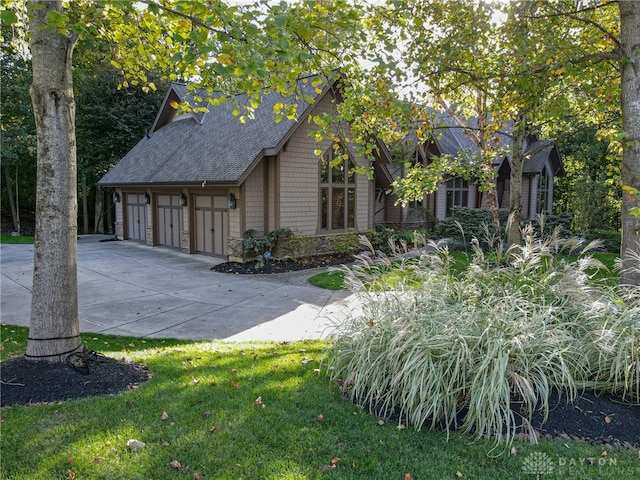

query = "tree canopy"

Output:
[[351, 0, 638, 283]]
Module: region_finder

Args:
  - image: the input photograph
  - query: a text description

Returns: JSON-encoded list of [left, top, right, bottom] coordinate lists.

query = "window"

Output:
[[445, 177, 469, 217], [537, 166, 550, 213], [320, 144, 356, 231]]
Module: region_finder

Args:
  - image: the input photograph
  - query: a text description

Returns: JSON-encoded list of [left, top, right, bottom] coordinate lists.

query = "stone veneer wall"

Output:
[[226, 232, 361, 263]]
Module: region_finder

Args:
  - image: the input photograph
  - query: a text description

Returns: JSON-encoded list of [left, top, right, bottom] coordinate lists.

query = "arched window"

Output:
[[320, 144, 356, 230]]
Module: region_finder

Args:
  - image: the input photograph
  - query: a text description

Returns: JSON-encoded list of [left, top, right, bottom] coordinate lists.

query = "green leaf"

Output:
[[274, 15, 287, 27], [45, 9, 65, 28], [1, 10, 18, 25]]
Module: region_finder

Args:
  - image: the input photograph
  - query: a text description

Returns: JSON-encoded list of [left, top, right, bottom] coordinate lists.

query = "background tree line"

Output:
[[0, 26, 623, 241]]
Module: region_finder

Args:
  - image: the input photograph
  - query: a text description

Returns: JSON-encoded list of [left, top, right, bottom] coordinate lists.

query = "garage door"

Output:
[[125, 193, 147, 242], [156, 194, 183, 248], [195, 195, 228, 256]]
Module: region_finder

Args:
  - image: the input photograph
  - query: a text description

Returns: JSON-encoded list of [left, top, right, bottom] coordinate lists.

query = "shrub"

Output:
[[326, 226, 639, 448], [238, 228, 293, 265], [366, 224, 396, 253], [392, 227, 432, 247], [521, 212, 575, 239], [583, 229, 621, 253], [366, 224, 433, 255], [332, 229, 360, 255], [437, 207, 510, 245]]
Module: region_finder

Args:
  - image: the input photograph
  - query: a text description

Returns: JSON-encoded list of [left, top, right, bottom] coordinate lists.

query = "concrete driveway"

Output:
[[0, 236, 354, 342]]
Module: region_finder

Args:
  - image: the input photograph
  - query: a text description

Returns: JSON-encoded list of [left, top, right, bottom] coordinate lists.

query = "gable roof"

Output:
[[424, 112, 563, 177], [522, 138, 564, 176], [99, 76, 332, 187]]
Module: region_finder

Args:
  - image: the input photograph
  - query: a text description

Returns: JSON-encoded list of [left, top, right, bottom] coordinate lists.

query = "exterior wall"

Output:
[[355, 164, 372, 230], [547, 173, 555, 214], [145, 196, 154, 246], [114, 191, 124, 239], [243, 164, 265, 236], [435, 184, 448, 220], [277, 93, 374, 235], [277, 134, 327, 234], [266, 157, 277, 232], [381, 193, 403, 224], [227, 186, 241, 241], [470, 184, 478, 209], [181, 195, 189, 253]]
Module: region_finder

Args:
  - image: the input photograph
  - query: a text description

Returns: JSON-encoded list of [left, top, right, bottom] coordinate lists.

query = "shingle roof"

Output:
[[425, 112, 562, 176], [429, 110, 479, 156], [99, 77, 327, 186], [522, 139, 563, 176]]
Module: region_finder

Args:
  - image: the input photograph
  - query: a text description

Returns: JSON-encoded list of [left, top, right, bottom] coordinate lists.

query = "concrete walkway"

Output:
[[0, 236, 355, 342]]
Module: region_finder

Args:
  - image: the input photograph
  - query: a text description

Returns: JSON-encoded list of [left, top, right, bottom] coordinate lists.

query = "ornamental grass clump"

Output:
[[326, 223, 639, 447]]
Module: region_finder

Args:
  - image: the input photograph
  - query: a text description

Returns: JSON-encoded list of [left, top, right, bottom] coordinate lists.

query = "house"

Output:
[[98, 75, 395, 259], [378, 112, 564, 229]]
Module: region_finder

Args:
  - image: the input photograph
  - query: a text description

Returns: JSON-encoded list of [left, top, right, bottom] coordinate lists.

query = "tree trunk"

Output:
[[94, 185, 105, 234], [82, 175, 88, 235], [476, 96, 501, 234], [619, 1, 640, 287], [4, 163, 20, 234], [507, 123, 525, 247], [26, 0, 83, 362]]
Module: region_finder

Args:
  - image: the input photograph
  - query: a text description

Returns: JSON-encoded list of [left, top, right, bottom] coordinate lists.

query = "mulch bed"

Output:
[[353, 387, 640, 449], [530, 390, 640, 448], [0, 352, 150, 407], [210, 253, 356, 274]]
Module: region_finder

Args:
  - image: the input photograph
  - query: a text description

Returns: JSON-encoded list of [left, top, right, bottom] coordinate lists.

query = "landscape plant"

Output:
[[332, 228, 360, 255], [2, 326, 640, 479], [326, 224, 640, 447], [365, 224, 432, 255], [437, 206, 510, 244], [237, 227, 293, 266]]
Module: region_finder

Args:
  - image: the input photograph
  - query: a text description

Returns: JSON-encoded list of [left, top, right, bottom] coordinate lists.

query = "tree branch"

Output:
[[138, 0, 244, 41], [530, 1, 621, 51]]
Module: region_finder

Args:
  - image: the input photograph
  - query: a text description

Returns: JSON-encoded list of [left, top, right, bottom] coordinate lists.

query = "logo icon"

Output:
[[522, 451, 554, 478]]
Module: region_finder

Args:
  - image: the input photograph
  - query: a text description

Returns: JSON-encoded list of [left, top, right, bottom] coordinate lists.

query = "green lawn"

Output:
[[1, 325, 638, 480], [0, 235, 35, 244], [308, 252, 620, 290]]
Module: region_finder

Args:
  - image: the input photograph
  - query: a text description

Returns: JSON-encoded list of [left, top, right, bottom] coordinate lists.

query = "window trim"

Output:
[[319, 144, 357, 232], [445, 176, 470, 217]]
